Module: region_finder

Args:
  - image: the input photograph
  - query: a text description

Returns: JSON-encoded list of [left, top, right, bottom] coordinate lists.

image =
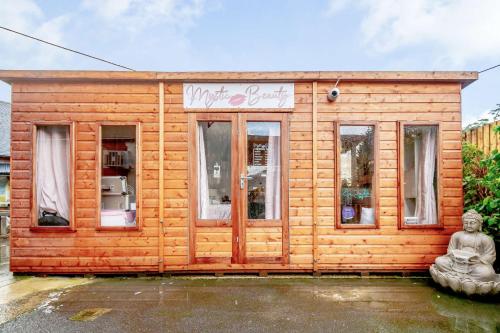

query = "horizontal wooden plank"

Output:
[[10, 256, 159, 267], [12, 237, 159, 247], [13, 82, 158, 93], [318, 103, 460, 113], [317, 82, 462, 94], [11, 246, 158, 257], [12, 112, 157, 122], [317, 113, 460, 122], [13, 103, 158, 113], [13, 92, 158, 104], [315, 93, 460, 104]]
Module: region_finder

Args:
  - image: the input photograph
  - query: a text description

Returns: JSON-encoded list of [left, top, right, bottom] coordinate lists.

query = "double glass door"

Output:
[[190, 113, 289, 264]]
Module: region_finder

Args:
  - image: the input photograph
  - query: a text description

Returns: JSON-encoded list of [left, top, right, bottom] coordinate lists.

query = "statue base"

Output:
[[430, 264, 500, 296]]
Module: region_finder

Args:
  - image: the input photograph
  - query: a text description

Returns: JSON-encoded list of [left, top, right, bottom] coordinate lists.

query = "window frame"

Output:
[[0, 175, 10, 206], [30, 122, 76, 232], [334, 121, 379, 229], [189, 113, 239, 228], [397, 121, 443, 229], [96, 122, 142, 231], [241, 113, 289, 228]]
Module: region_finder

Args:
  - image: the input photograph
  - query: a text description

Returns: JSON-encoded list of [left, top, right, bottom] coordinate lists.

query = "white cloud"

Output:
[[328, 0, 500, 66], [0, 0, 42, 31], [462, 108, 498, 128], [0, 0, 71, 68], [325, 0, 350, 16], [82, 0, 132, 19], [82, 0, 208, 32], [0, 0, 212, 72]]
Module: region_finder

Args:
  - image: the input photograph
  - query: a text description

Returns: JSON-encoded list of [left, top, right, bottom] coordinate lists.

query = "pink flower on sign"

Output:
[[228, 94, 246, 106]]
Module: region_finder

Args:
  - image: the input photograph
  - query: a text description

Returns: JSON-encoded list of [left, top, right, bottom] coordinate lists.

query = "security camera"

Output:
[[327, 87, 340, 102]]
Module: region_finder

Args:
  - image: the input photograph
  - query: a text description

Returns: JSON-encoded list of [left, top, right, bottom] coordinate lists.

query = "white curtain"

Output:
[[36, 126, 70, 220], [265, 125, 281, 219], [415, 127, 437, 224], [197, 124, 210, 219]]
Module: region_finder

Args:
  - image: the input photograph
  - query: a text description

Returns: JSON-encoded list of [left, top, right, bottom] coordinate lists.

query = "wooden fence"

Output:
[[463, 121, 500, 154]]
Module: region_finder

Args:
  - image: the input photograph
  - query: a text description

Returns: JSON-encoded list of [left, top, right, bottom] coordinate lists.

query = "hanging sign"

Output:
[[183, 83, 294, 109]]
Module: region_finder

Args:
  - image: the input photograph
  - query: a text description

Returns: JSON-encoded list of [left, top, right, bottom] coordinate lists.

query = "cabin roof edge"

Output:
[[0, 70, 478, 88]]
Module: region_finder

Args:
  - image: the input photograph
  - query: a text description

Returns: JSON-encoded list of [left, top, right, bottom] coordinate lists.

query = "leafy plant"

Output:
[[462, 140, 500, 242]]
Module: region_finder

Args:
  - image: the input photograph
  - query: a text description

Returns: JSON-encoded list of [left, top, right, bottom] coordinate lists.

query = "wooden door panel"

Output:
[[195, 226, 233, 262], [189, 113, 239, 264], [239, 113, 289, 264], [245, 226, 283, 258]]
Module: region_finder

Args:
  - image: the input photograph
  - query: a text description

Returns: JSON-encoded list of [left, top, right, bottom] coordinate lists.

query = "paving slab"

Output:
[[0, 276, 498, 332]]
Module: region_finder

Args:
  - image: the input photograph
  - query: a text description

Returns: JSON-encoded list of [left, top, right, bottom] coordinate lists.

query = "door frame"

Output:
[[238, 113, 289, 264], [188, 113, 240, 264], [188, 112, 289, 265]]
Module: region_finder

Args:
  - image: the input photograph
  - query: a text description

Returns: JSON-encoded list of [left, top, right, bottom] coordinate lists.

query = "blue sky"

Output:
[[0, 0, 499, 126]]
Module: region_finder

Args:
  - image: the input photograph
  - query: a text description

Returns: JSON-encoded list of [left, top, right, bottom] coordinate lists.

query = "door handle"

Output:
[[240, 173, 252, 189]]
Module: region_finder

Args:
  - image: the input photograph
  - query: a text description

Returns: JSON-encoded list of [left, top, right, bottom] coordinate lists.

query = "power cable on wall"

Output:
[[0, 26, 135, 71]]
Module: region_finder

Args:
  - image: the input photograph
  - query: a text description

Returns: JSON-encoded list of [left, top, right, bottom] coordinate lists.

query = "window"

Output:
[[34, 125, 71, 227], [337, 124, 377, 227], [246, 122, 281, 220], [99, 125, 139, 228], [197, 121, 232, 220], [401, 125, 439, 226], [0, 175, 9, 207]]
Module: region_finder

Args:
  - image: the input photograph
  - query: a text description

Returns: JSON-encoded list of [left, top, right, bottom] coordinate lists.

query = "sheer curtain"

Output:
[[265, 124, 280, 219], [415, 127, 437, 225], [36, 126, 70, 220], [197, 124, 210, 219]]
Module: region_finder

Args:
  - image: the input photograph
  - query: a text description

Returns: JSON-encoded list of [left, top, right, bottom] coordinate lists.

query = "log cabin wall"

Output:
[[10, 81, 160, 273], [288, 82, 314, 269], [315, 81, 464, 271], [162, 83, 189, 268], [160, 80, 463, 272], [4, 71, 474, 274]]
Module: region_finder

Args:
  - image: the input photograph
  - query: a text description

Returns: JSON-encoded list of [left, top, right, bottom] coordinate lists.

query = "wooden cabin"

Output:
[[0, 70, 477, 274]]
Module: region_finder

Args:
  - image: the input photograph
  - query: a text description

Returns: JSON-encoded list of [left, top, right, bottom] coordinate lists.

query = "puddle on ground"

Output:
[[431, 292, 500, 332], [313, 288, 362, 301], [69, 308, 112, 321], [37, 291, 64, 314], [0, 277, 94, 325], [1, 276, 499, 332], [0, 277, 92, 305]]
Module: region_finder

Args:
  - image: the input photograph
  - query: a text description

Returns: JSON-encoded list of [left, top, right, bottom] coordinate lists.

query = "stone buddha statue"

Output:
[[430, 210, 500, 296]]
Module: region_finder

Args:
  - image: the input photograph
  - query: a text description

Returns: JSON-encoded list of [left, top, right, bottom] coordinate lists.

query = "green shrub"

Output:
[[462, 140, 500, 242]]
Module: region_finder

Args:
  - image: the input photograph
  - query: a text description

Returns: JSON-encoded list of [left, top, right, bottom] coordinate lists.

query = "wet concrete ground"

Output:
[[0, 276, 498, 333], [0, 238, 93, 324]]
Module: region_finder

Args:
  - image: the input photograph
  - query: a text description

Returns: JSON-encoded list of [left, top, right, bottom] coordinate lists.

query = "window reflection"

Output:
[[403, 125, 438, 225], [247, 122, 281, 220], [198, 122, 232, 220], [340, 125, 375, 225], [100, 125, 137, 227]]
